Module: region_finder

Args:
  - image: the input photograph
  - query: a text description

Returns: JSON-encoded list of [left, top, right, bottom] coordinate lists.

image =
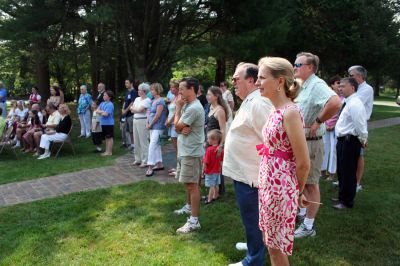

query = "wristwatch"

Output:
[[315, 117, 322, 124]]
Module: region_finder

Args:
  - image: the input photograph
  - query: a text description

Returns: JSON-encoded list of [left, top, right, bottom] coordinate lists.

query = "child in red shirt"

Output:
[[203, 129, 224, 204]]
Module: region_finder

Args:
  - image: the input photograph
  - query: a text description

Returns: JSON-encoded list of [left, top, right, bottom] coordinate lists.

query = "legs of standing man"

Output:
[[356, 154, 365, 191], [337, 137, 361, 207], [295, 139, 323, 238], [233, 180, 265, 266]]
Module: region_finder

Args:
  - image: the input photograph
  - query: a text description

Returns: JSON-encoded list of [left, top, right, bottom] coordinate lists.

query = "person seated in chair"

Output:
[[38, 104, 72, 159], [0, 108, 6, 138], [33, 103, 61, 156], [22, 110, 44, 153]]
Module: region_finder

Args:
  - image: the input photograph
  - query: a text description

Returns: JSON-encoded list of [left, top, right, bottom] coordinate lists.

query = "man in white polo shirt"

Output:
[[224, 62, 273, 266], [348, 65, 373, 192]]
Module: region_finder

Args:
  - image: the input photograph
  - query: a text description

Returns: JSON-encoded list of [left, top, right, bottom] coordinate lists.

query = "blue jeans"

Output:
[[234, 180, 265, 266]]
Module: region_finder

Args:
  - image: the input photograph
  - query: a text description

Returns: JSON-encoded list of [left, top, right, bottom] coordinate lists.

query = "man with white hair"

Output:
[[348, 65, 374, 192], [0, 81, 7, 118]]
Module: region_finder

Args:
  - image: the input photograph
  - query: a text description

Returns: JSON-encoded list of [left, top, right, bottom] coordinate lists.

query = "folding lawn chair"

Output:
[[0, 124, 18, 159], [50, 125, 75, 158]]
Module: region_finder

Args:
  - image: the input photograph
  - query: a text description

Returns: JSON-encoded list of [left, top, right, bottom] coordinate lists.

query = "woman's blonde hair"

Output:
[[58, 104, 71, 115], [258, 57, 302, 101], [150, 83, 164, 95]]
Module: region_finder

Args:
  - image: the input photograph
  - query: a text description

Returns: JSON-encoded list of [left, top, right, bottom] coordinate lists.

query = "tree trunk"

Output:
[[374, 72, 380, 97], [88, 27, 100, 95], [215, 58, 226, 84], [35, 57, 50, 102]]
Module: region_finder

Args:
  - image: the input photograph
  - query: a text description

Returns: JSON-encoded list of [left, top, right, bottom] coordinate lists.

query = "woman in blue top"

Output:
[[96, 90, 114, 156], [77, 85, 93, 138], [146, 83, 168, 176]]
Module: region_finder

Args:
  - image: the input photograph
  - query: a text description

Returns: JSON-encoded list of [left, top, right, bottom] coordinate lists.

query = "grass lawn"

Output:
[[0, 120, 128, 185], [0, 125, 399, 265], [0, 103, 129, 185], [369, 96, 400, 121]]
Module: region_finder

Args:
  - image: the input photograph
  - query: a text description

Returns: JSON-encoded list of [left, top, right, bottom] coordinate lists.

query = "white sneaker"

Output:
[[294, 223, 316, 239], [38, 152, 51, 160], [173, 205, 191, 215], [235, 242, 248, 251], [228, 262, 244, 266], [356, 184, 363, 192], [176, 218, 201, 234]]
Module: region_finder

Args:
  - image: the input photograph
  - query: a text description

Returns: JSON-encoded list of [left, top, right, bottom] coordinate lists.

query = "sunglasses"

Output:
[[294, 63, 311, 68]]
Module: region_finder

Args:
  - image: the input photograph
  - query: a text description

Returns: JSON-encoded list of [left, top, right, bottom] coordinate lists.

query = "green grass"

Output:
[[369, 104, 400, 121], [0, 125, 399, 265], [0, 117, 128, 185]]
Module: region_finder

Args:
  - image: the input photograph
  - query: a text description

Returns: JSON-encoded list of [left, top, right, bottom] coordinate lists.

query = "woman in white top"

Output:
[[6, 100, 17, 121], [130, 83, 152, 167], [14, 100, 29, 121]]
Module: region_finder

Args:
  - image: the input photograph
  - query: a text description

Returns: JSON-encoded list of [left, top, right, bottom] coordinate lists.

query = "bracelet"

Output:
[[315, 117, 322, 124]]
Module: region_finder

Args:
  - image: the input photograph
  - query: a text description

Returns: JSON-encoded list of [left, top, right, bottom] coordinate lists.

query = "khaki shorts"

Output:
[[176, 156, 202, 184], [306, 139, 324, 184]]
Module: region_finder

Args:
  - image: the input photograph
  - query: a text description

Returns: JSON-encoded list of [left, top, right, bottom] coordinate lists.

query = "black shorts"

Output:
[[101, 125, 114, 139], [92, 132, 104, 145]]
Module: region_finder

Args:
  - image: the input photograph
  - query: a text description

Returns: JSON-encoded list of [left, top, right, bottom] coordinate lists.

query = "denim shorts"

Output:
[[205, 173, 220, 187], [360, 147, 365, 156]]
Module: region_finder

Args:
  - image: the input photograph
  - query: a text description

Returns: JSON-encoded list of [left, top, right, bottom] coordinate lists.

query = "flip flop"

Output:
[[152, 166, 165, 171], [146, 169, 154, 177], [204, 198, 214, 205], [168, 168, 176, 173]]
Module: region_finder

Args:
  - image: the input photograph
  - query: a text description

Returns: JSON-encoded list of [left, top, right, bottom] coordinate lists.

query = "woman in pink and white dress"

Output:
[[255, 57, 310, 265]]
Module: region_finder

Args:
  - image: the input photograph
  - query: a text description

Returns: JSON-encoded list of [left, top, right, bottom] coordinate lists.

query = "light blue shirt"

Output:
[[99, 101, 114, 126], [295, 74, 336, 137]]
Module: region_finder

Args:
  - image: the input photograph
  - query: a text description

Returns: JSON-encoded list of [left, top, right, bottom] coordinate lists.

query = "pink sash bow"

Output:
[[256, 144, 293, 160]]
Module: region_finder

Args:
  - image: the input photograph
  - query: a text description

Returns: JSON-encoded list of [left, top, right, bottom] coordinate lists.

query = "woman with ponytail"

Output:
[[255, 56, 310, 265]]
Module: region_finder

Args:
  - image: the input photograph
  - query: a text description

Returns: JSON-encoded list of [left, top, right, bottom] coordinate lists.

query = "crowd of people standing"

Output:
[[0, 50, 375, 266]]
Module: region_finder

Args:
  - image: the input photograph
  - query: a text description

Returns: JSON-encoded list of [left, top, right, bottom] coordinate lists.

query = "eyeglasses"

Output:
[[293, 63, 311, 68]]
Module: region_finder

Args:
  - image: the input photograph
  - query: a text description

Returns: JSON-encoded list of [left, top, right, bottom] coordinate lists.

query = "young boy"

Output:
[[203, 129, 224, 204], [91, 101, 103, 153]]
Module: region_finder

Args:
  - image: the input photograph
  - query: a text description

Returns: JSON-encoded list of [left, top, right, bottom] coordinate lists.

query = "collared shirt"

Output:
[[356, 81, 374, 120], [77, 93, 92, 114], [295, 74, 337, 137], [222, 89, 273, 187], [335, 93, 368, 145]]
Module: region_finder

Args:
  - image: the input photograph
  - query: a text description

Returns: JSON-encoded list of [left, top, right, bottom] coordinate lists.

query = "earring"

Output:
[[277, 87, 281, 92]]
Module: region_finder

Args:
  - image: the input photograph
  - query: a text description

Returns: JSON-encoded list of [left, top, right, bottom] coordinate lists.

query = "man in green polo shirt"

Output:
[[293, 52, 341, 238]]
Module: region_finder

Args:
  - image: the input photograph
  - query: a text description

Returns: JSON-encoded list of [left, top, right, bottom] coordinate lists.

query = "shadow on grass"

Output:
[[0, 189, 115, 265], [0, 127, 399, 265]]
